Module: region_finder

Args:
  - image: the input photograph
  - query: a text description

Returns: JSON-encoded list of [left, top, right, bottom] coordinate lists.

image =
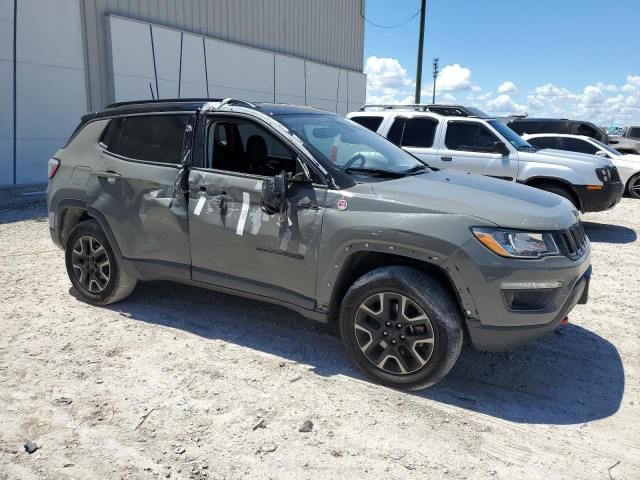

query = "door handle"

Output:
[[441, 156, 453, 161], [96, 170, 121, 179]]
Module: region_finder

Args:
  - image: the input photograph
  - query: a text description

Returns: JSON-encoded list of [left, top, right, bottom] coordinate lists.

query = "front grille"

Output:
[[555, 222, 589, 260]]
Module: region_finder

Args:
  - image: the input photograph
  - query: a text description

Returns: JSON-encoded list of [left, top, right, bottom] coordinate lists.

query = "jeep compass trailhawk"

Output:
[[47, 99, 591, 390]]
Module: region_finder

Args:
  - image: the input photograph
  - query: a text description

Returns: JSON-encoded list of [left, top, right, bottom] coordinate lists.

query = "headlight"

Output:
[[472, 227, 560, 259]]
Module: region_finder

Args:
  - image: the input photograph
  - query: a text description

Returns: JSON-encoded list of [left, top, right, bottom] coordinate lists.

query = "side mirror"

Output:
[[262, 170, 289, 215], [493, 141, 509, 155], [596, 150, 608, 158]]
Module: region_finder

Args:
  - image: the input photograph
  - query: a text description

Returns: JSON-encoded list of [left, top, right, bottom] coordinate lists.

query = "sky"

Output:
[[362, 0, 640, 126]]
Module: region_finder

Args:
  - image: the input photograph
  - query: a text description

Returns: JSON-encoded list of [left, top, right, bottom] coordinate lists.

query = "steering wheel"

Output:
[[343, 153, 367, 170]]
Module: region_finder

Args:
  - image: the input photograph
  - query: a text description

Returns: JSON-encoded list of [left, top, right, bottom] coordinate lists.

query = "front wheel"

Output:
[[339, 266, 464, 390], [65, 220, 137, 305], [627, 173, 640, 199]]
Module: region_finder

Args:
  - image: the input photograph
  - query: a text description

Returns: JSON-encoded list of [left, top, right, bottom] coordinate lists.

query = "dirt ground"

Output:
[[0, 190, 638, 480]]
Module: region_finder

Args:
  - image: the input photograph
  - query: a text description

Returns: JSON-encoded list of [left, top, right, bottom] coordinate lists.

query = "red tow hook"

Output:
[[560, 316, 570, 326]]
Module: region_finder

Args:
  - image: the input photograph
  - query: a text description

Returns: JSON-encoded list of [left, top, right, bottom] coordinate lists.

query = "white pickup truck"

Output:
[[347, 105, 624, 212]]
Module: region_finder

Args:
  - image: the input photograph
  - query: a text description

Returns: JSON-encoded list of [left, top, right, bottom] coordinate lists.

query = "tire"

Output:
[[339, 266, 463, 390], [65, 219, 137, 305], [535, 182, 579, 208], [627, 173, 640, 199]]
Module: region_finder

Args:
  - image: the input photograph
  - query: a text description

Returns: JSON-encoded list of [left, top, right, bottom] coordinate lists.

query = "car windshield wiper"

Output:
[[344, 167, 406, 178], [403, 164, 429, 174]]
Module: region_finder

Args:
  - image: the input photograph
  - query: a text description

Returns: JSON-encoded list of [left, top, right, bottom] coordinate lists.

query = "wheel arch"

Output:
[[56, 200, 123, 258], [523, 176, 582, 210], [327, 251, 466, 331]]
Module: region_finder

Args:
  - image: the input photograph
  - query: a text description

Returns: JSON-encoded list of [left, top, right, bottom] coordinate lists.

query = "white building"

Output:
[[0, 0, 367, 186]]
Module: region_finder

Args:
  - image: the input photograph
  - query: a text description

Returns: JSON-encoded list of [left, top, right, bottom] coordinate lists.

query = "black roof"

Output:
[[509, 117, 570, 122], [84, 98, 333, 121]]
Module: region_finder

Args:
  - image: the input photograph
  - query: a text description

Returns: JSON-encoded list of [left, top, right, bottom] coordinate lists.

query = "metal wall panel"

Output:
[[82, 0, 365, 110], [0, 0, 13, 186], [16, 0, 87, 185], [109, 16, 366, 114]]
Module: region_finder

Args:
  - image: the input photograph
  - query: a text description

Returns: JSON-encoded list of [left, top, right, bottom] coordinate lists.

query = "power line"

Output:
[[360, 0, 421, 29]]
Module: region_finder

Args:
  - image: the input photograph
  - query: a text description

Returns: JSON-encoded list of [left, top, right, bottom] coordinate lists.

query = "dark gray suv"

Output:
[[47, 99, 592, 389]]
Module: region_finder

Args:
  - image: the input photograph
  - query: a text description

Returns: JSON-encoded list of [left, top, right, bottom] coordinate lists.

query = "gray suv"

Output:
[[47, 99, 592, 390]]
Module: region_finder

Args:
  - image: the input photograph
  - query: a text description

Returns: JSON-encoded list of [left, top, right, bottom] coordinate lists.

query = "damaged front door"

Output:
[[188, 116, 326, 309]]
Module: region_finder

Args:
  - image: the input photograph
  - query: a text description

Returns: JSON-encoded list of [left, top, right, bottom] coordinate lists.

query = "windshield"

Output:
[[275, 114, 428, 177], [591, 138, 622, 156], [489, 120, 535, 151]]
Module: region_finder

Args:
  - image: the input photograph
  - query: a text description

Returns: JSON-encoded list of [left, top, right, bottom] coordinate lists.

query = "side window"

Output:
[[400, 118, 438, 148], [350, 116, 384, 132], [509, 121, 539, 135], [537, 121, 567, 133], [571, 122, 598, 139], [629, 127, 640, 139], [558, 137, 599, 155], [103, 115, 189, 164], [387, 118, 406, 146], [528, 137, 558, 149], [445, 122, 499, 152], [207, 119, 297, 177]]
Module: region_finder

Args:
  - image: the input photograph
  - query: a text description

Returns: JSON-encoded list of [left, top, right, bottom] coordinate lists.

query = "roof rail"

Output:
[[358, 103, 491, 118], [360, 104, 433, 112], [105, 98, 224, 109], [216, 98, 259, 109]]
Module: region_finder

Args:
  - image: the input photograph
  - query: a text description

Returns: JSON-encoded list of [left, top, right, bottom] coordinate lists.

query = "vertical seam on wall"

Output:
[[303, 60, 307, 106], [149, 26, 160, 99], [178, 32, 183, 98], [78, 0, 91, 112], [12, 0, 17, 184], [203, 37, 209, 97], [273, 55, 276, 103]]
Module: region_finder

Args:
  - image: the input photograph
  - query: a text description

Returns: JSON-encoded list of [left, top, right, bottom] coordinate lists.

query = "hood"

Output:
[[370, 169, 578, 231], [619, 153, 640, 163], [521, 149, 613, 168]]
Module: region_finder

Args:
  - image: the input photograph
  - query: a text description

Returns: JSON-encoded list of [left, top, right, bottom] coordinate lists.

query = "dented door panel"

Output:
[[90, 154, 190, 268], [188, 169, 326, 305]]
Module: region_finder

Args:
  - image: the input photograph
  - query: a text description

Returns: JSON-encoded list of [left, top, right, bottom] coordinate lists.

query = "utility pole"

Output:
[[432, 57, 439, 104], [414, 0, 427, 104]]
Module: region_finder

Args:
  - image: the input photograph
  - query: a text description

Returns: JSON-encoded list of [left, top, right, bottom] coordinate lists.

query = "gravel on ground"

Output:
[[0, 191, 638, 479]]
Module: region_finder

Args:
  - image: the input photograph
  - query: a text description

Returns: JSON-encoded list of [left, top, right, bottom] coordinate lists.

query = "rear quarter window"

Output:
[[349, 116, 384, 132]]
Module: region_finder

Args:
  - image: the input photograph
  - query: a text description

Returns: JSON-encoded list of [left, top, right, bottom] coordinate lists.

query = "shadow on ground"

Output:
[[73, 280, 624, 426], [583, 221, 637, 244], [0, 192, 47, 225]]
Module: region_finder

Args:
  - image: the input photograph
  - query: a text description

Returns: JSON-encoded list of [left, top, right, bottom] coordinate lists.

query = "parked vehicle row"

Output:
[[523, 133, 640, 199], [347, 105, 624, 212], [47, 98, 592, 390], [608, 125, 640, 155]]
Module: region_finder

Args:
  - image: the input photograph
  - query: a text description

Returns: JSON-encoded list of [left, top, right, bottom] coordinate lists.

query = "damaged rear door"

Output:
[[188, 114, 326, 309], [91, 113, 193, 278]]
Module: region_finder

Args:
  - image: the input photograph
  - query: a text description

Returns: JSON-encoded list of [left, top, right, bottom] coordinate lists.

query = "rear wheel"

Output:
[[627, 173, 640, 199], [535, 182, 579, 208], [339, 266, 463, 390], [65, 220, 137, 305]]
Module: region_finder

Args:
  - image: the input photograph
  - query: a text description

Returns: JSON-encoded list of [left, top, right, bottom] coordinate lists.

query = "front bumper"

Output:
[[443, 237, 591, 351], [573, 182, 623, 212]]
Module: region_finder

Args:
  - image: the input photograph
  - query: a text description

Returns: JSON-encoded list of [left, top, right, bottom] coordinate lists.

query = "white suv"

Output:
[[523, 133, 640, 199], [347, 105, 624, 212]]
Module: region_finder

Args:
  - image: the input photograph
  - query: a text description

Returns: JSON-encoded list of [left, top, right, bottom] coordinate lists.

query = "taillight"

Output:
[[48, 158, 60, 179]]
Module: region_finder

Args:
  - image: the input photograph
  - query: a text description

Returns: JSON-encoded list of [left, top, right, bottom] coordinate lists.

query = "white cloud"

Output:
[[436, 64, 473, 92], [440, 93, 457, 103], [364, 56, 414, 105], [485, 94, 527, 114], [497, 81, 517, 94]]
